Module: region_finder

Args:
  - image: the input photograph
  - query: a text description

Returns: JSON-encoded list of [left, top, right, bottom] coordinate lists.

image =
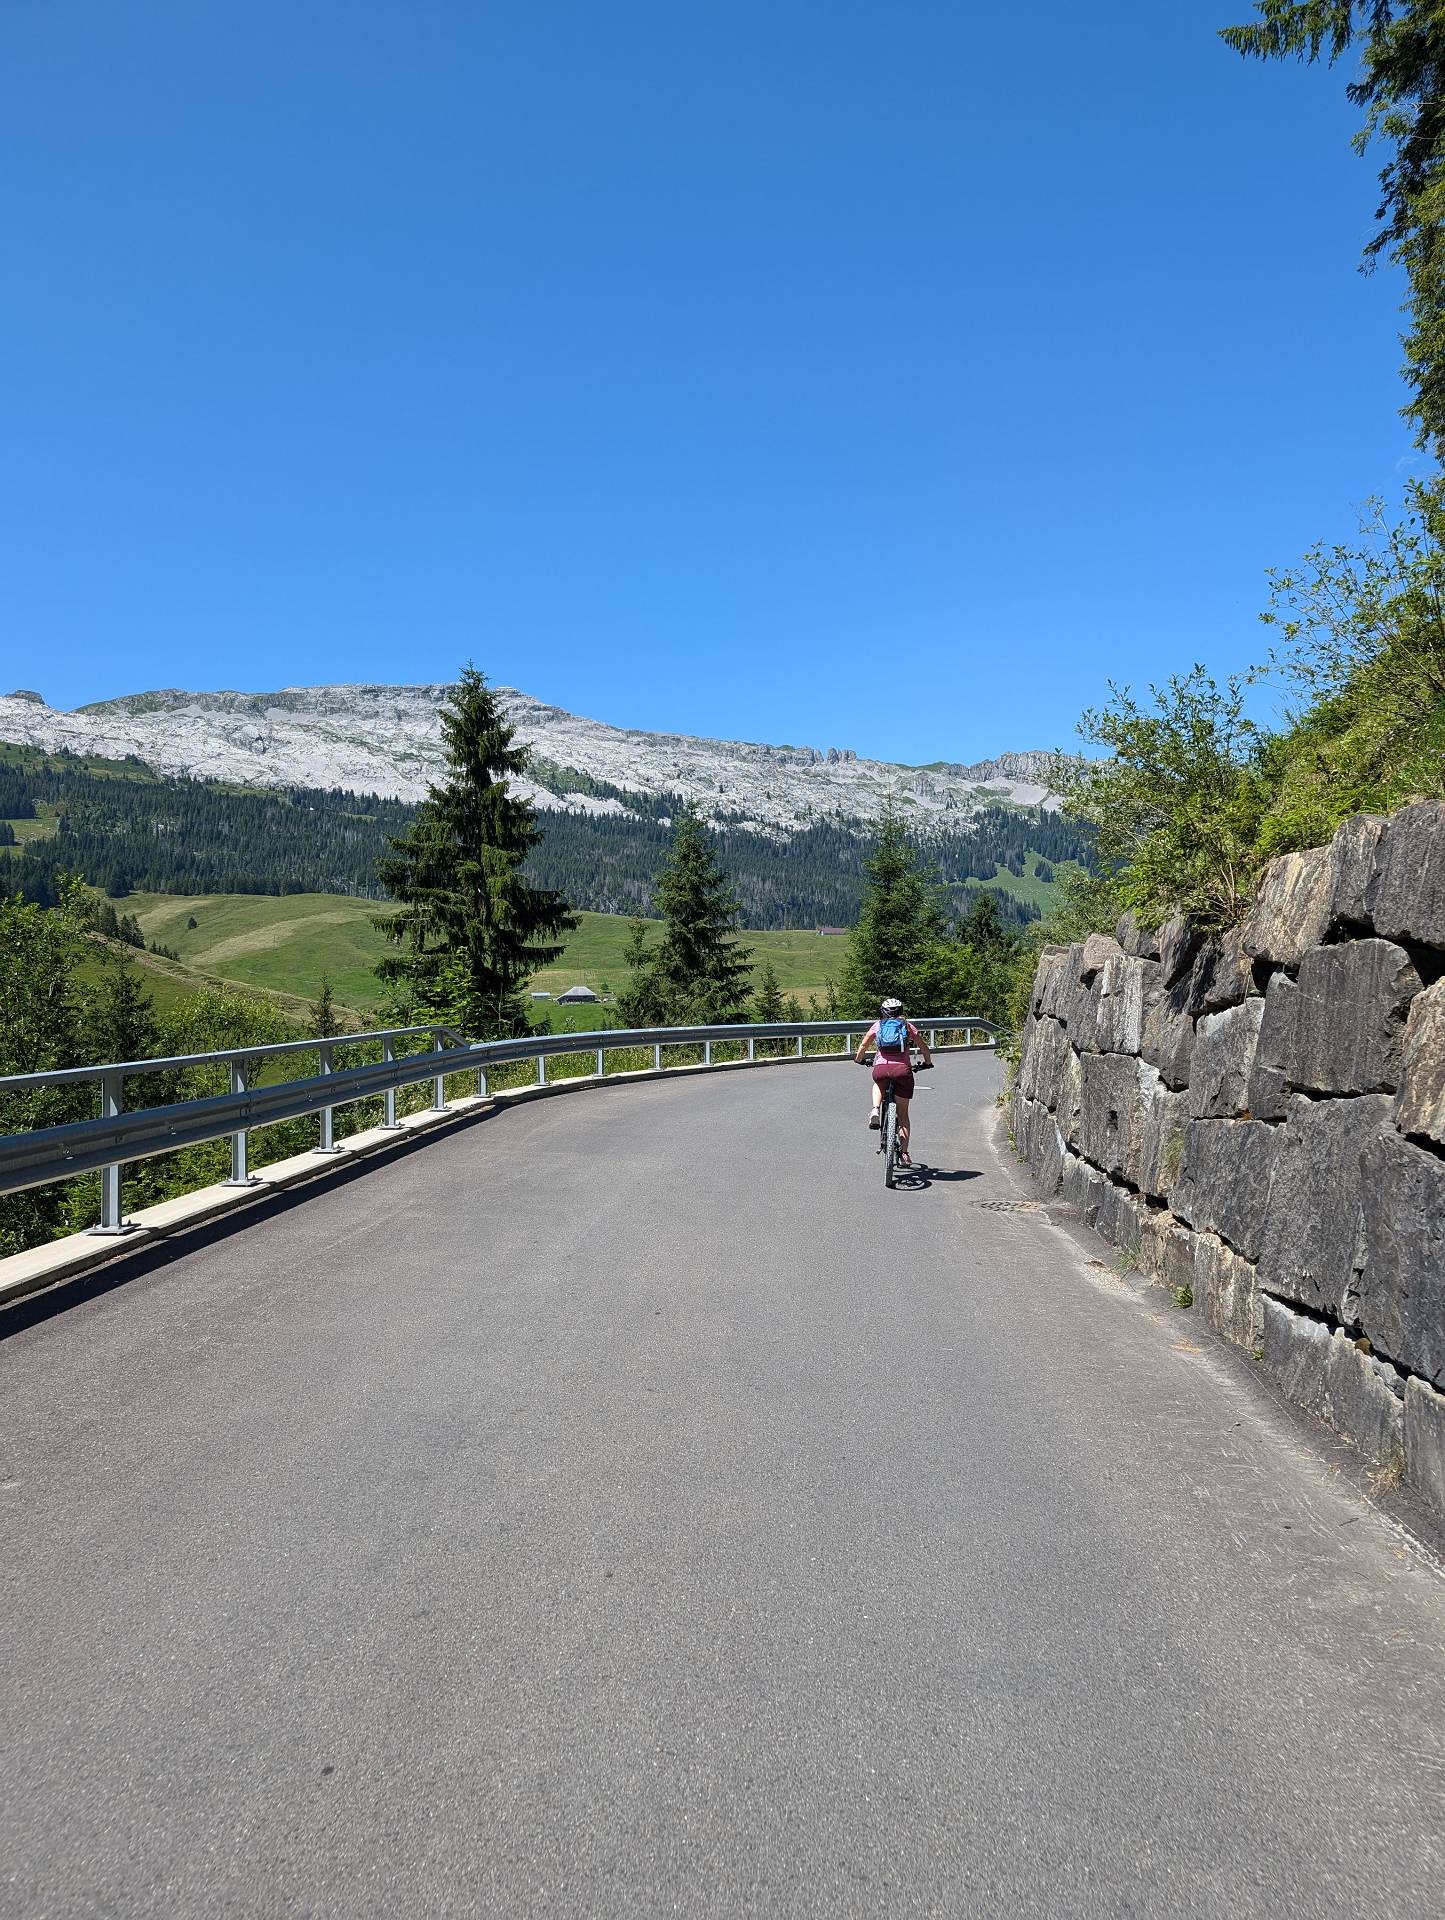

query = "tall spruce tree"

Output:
[[616, 811, 752, 1025], [310, 971, 339, 1039], [836, 805, 949, 1017], [752, 958, 785, 1021], [1222, 3, 1445, 452], [374, 667, 576, 1036], [85, 952, 158, 1067]]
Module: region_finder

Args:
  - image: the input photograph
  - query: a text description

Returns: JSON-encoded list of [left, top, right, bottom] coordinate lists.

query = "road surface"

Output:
[[4, 1053, 1445, 1916]]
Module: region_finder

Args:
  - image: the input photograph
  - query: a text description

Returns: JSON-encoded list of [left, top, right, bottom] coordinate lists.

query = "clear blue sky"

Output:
[[0, 0, 1418, 764]]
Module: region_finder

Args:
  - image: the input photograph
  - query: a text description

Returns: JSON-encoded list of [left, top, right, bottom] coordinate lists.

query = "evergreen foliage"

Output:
[[836, 808, 950, 1015], [86, 952, 158, 1067], [836, 812, 1027, 1025], [311, 972, 339, 1039], [0, 752, 413, 900], [373, 667, 576, 1037], [752, 959, 785, 1021], [1222, 3, 1445, 451], [0, 885, 93, 1253], [615, 811, 753, 1025]]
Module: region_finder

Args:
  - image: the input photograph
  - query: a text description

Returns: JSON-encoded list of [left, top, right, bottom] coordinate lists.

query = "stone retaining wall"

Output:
[[1012, 800, 1445, 1527]]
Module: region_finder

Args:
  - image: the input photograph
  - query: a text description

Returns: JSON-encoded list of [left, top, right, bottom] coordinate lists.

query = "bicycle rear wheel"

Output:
[[883, 1099, 898, 1189]]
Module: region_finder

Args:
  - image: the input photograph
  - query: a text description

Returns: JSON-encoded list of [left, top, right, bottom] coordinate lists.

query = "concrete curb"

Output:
[[1, 1044, 991, 1311]]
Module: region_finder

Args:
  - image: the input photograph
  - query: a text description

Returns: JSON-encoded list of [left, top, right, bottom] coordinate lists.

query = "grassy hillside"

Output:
[[125, 893, 386, 1013], [121, 892, 858, 1020], [984, 852, 1082, 912], [78, 935, 340, 1026]]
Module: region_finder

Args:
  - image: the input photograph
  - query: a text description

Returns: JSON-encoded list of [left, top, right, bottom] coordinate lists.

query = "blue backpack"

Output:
[[877, 1014, 909, 1052]]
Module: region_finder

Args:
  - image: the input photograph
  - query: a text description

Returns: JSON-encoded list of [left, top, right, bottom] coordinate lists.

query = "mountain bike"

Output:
[[861, 1052, 933, 1190]]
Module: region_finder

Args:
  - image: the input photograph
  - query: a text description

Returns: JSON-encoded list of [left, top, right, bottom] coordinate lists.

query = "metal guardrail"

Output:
[[0, 1015, 999, 1235]]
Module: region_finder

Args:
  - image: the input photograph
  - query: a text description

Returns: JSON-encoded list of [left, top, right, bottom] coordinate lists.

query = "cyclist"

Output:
[[854, 997, 933, 1168]]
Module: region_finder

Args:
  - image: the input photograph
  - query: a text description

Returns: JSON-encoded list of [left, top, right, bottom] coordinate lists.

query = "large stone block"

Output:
[[1255, 1094, 1391, 1319], [1093, 1177, 1129, 1246], [1034, 1110, 1066, 1195], [1016, 1011, 1038, 1090], [1396, 978, 1445, 1151], [1139, 986, 1195, 1091], [1285, 939, 1421, 1096], [1246, 972, 1297, 1122], [1157, 912, 1200, 989], [1189, 998, 1264, 1119], [1138, 1081, 1190, 1201], [1060, 945, 1101, 1053], [1188, 929, 1254, 1017], [1262, 1296, 1404, 1471], [1169, 1118, 1279, 1261], [1079, 1053, 1157, 1182], [1241, 844, 1333, 967], [1093, 954, 1160, 1057], [1364, 799, 1445, 950], [1189, 1232, 1261, 1349], [1405, 1377, 1445, 1528], [1081, 932, 1123, 978], [1017, 1012, 1064, 1106], [1015, 1091, 1038, 1169], [1326, 813, 1386, 931], [1034, 946, 1064, 1014], [1352, 1130, 1445, 1387], [1063, 1152, 1107, 1229], [1035, 946, 1072, 1021], [1160, 1221, 1199, 1297], [1114, 911, 1160, 961], [1127, 1196, 1171, 1277], [1017, 1093, 1067, 1197], [1059, 1044, 1084, 1148]]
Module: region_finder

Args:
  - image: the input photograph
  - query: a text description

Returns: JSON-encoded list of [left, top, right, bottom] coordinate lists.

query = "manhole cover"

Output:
[[974, 1198, 1046, 1215]]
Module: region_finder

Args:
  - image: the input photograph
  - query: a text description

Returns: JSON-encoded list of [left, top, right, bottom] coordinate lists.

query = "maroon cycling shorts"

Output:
[[872, 1056, 915, 1101]]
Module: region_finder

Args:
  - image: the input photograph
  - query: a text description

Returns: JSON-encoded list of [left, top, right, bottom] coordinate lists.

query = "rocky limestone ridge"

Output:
[[0, 683, 1063, 832]]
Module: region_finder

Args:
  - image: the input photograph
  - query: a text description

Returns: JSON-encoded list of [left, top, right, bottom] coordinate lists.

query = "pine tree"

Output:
[[753, 958, 784, 1021], [85, 952, 158, 1067], [311, 971, 338, 1038], [616, 811, 752, 1025], [1222, 3, 1445, 453], [836, 805, 949, 1016], [374, 667, 577, 1037]]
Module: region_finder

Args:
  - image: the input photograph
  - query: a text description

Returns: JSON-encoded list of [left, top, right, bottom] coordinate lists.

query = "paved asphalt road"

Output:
[[4, 1053, 1445, 1918]]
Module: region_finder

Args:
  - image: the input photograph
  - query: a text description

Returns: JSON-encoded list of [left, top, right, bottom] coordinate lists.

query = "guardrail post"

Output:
[[795, 1033, 803, 1058], [380, 1036, 405, 1129], [595, 1047, 604, 1078], [929, 1027, 937, 1049], [314, 1042, 342, 1153], [88, 1068, 136, 1235], [654, 1042, 662, 1071], [477, 1063, 489, 1098], [748, 1036, 755, 1061], [537, 1053, 547, 1086], [224, 1061, 260, 1185], [432, 1034, 448, 1112], [704, 1040, 712, 1065]]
